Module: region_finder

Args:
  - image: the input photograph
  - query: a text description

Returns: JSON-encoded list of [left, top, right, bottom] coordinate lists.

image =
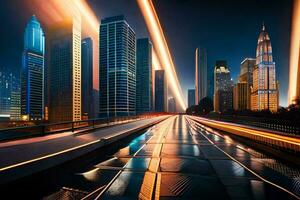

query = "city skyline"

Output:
[[0, 0, 293, 108]]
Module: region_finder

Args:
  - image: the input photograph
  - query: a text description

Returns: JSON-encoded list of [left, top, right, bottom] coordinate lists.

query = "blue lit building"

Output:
[[0, 66, 12, 120], [155, 70, 167, 112], [99, 16, 136, 117], [188, 89, 196, 107], [81, 37, 93, 119], [21, 15, 45, 121], [136, 38, 152, 114]]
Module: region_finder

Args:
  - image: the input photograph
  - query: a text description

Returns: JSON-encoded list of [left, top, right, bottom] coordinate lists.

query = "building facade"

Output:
[[233, 82, 248, 110], [188, 89, 195, 108], [251, 24, 278, 112], [136, 38, 153, 114], [48, 17, 81, 122], [21, 15, 45, 121], [99, 16, 136, 117], [195, 47, 207, 104], [168, 97, 176, 113], [214, 61, 233, 112], [81, 37, 94, 119], [238, 58, 256, 110], [155, 70, 167, 112]]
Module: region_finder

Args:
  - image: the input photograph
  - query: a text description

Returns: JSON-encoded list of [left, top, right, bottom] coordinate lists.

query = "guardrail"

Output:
[[205, 115, 300, 135], [188, 116, 300, 153], [0, 114, 162, 142]]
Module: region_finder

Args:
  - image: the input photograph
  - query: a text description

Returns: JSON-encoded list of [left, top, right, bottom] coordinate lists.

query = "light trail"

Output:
[[188, 116, 300, 147], [137, 0, 187, 111], [288, 0, 300, 105]]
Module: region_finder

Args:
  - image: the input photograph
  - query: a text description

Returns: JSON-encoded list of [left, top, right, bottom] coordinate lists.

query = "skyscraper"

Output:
[[155, 70, 167, 112], [0, 66, 13, 120], [136, 38, 153, 114], [214, 61, 233, 112], [233, 82, 248, 110], [48, 17, 81, 122], [99, 16, 136, 117], [188, 89, 195, 108], [81, 37, 93, 119], [195, 47, 207, 104], [237, 58, 256, 110], [251, 24, 278, 112], [21, 15, 45, 121], [168, 97, 176, 113]]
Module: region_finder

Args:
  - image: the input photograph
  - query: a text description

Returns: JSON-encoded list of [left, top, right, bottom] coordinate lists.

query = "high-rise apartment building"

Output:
[[99, 16, 136, 117]]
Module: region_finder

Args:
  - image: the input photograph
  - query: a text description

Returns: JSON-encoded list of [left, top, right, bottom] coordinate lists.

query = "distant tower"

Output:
[[251, 23, 278, 111], [81, 37, 93, 119], [21, 15, 45, 121], [48, 16, 81, 122], [214, 61, 233, 112], [195, 47, 207, 104], [155, 70, 167, 112], [168, 97, 176, 113], [99, 16, 136, 117], [136, 38, 153, 114], [188, 89, 195, 108]]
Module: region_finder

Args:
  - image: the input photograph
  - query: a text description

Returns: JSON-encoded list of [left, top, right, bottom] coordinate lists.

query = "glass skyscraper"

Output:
[[99, 16, 136, 117], [48, 16, 81, 122], [136, 38, 153, 114], [195, 47, 207, 104], [214, 61, 233, 112], [81, 37, 93, 119], [155, 70, 167, 112], [188, 89, 195, 108], [251, 24, 278, 112], [21, 15, 45, 121]]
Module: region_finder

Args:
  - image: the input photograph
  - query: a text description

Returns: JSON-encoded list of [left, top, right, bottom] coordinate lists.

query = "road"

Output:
[[41, 115, 299, 200]]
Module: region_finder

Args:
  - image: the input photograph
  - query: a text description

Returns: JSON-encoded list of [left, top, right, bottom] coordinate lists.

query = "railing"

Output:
[[206, 115, 300, 135], [0, 114, 162, 142]]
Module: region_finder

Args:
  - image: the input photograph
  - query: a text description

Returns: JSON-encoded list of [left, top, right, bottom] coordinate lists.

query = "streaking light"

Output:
[[137, 0, 187, 111], [289, 0, 300, 104]]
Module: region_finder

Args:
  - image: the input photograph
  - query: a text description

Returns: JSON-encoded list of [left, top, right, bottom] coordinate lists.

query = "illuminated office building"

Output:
[[251, 24, 278, 112], [48, 17, 81, 122], [21, 15, 45, 121], [99, 16, 136, 117], [195, 47, 207, 104], [233, 82, 248, 110], [136, 38, 153, 114], [214, 61, 233, 112]]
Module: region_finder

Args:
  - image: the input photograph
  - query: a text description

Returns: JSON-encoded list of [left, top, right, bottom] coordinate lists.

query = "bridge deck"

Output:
[[77, 115, 299, 199]]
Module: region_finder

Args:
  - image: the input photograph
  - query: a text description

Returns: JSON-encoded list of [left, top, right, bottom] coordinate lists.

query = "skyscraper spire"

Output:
[[262, 21, 265, 31]]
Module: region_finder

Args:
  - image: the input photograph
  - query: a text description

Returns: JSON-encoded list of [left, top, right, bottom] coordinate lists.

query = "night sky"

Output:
[[0, 0, 293, 106]]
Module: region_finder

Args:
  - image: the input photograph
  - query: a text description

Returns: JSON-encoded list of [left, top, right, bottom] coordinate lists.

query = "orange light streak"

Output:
[[137, 0, 187, 111], [189, 116, 300, 147], [289, 0, 300, 104]]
